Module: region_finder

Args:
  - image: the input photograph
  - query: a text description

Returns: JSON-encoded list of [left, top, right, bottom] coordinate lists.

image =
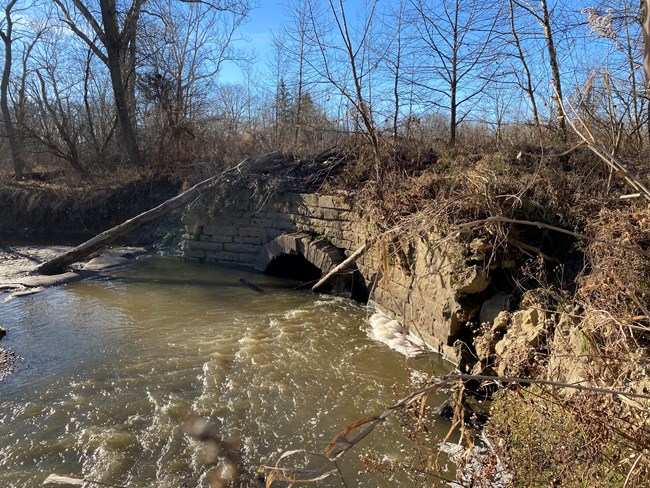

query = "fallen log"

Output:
[[311, 227, 400, 292], [311, 242, 367, 292], [36, 151, 282, 275]]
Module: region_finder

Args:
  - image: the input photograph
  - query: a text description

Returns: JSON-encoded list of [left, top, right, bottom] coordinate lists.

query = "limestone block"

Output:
[[342, 231, 359, 245], [239, 227, 268, 238], [386, 281, 411, 303], [299, 194, 319, 206], [512, 308, 546, 347], [203, 225, 238, 236], [235, 253, 255, 264], [388, 269, 414, 289], [206, 250, 237, 261], [493, 306, 548, 376], [491, 311, 510, 333], [233, 197, 251, 211], [291, 215, 309, 225], [220, 217, 255, 228], [319, 208, 341, 221], [479, 292, 513, 325], [250, 218, 273, 227], [182, 240, 220, 251], [206, 235, 234, 244], [455, 265, 491, 294], [185, 249, 206, 259], [548, 314, 590, 388], [224, 243, 260, 254], [234, 236, 263, 245]]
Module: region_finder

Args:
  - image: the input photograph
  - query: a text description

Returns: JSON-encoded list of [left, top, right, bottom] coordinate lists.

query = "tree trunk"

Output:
[[509, 0, 540, 127], [0, 2, 25, 180], [100, 0, 144, 166], [540, 0, 565, 137], [642, 0, 650, 141]]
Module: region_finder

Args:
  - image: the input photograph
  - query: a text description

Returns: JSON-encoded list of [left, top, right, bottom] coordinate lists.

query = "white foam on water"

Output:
[[366, 311, 433, 358]]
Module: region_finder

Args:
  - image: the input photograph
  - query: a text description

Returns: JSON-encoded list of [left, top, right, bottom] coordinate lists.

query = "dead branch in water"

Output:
[[262, 373, 650, 485], [311, 226, 401, 292]]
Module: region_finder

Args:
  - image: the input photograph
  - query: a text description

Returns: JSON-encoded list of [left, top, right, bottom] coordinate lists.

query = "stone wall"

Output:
[[181, 191, 492, 364]]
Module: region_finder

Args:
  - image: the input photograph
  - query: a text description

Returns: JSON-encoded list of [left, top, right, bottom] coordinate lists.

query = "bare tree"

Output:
[[82, 46, 119, 166], [306, 0, 381, 160], [580, 2, 648, 150], [411, 0, 500, 146], [506, 0, 540, 128], [283, 0, 311, 148], [139, 0, 249, 152], [0, 0, 27, 178], [24, 30, 91, 177], [512, 0, 566, 137], [53, 0, 145, 166]]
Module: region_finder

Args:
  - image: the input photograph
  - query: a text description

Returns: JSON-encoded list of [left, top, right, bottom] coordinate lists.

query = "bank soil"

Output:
[[0, 172, 181, 237]]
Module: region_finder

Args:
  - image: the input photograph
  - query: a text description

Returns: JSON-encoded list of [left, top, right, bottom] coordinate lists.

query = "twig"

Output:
[[623, 453, 643, 488], [263, 372, 650, 485], [558, 96, 650, 201], [445, 374, 650, 400], [42, 474, 136, 487], [458, 216, 650, 259]]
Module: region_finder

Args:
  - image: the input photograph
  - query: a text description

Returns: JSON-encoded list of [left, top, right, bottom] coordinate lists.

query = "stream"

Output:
[[0, 256, 454, 487]]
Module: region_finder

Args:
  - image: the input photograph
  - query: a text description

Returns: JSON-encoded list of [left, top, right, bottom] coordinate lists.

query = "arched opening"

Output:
[[264, 253, 322, 288], [255, 233, 369, 302]]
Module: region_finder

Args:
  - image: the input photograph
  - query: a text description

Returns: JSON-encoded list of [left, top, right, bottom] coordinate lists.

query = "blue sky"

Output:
[[220, 1, 287, 83]]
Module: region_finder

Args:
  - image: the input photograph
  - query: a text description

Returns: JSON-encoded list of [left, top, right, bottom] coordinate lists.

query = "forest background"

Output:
[[0, 0, 646, 178]]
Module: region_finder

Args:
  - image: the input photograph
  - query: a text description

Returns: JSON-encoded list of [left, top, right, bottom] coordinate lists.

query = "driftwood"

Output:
[[36, 151, 282, 275], [239, 278, 264, 292], [311, 242, 368, 292], [311, 227, 401, 292]]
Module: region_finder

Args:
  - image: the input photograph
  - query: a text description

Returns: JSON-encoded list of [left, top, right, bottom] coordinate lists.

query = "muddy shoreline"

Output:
[[0, 245, 153, 381]]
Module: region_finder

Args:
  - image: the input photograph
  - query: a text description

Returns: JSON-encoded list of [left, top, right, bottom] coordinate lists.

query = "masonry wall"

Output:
[[181, 191, 491, 364]]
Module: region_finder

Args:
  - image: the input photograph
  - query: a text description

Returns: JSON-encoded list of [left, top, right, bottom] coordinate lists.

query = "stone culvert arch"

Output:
[[254, 232, 368, 302]]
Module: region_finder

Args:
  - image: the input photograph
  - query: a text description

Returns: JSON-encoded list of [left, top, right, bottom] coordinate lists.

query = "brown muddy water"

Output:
[[0, 257, 454, 487]]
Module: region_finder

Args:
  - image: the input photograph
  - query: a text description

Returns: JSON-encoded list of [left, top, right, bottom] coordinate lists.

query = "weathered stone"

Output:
[[203, 225, 238, 236], [206, 235, 234, 244], [184, 241, 223, 251], [547, 313, 590, 389], [206, 250, 237, 261], [234, 236, 263, 245], [184, 248, 206, 259], [298, 194, 319, 206], [479, 292, 513, 325], [492, 306, 547, 376], [239, 227, 268, 238], [224, 243, 260, 254], [455, 265, 491, 294], [491, 311, 510, 333]]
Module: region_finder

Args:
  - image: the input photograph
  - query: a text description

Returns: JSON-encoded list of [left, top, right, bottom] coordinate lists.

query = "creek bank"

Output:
[[0, 174, 182, 236]]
